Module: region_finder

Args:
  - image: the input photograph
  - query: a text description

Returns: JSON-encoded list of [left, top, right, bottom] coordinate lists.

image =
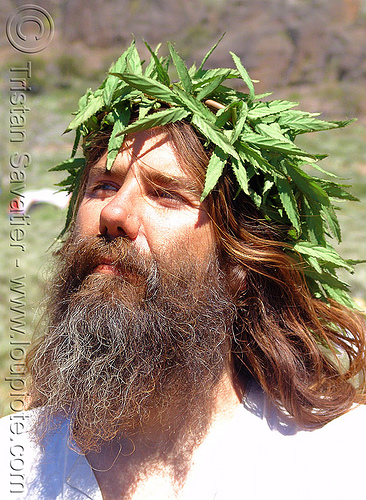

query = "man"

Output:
[[2, 40, 366, 499]]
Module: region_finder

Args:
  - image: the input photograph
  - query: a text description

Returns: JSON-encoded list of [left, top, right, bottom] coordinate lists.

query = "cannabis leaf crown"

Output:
[[52, 38, 361, 309]]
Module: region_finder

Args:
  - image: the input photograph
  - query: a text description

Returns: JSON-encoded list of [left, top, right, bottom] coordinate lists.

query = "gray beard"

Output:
[[29, 235, 235, 453]]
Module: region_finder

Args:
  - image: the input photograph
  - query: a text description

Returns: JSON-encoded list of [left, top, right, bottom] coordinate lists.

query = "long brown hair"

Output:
[[31, 120, 366, 429], [167, 121, 366, 428]]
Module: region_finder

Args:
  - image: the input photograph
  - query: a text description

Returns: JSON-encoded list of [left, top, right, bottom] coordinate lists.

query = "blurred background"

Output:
[[1, 0, 366, 416]]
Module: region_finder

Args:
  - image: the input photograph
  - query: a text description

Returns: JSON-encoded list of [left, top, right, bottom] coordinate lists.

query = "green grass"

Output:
[[1, 74, 78, 417], [1, 76, 366, 417], [1, 201, 67, 416]]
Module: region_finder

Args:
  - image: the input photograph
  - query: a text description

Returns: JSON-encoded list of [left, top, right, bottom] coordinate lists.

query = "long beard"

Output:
[[28, 235, 235, 453]]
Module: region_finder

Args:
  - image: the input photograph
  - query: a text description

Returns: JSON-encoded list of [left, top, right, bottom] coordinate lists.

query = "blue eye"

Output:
[[153, 188, 184, 204], [158, 190, 175, 199], [85, 180, 119, 199], [92, 182, 118, 192]]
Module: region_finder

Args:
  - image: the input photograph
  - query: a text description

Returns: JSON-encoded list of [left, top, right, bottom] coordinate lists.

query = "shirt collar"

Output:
[[65, 446, 103, 499]]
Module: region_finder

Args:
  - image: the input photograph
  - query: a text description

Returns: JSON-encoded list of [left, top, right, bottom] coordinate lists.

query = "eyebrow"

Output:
[[142, 169, 202, 198], [87, 163, 113, 179]]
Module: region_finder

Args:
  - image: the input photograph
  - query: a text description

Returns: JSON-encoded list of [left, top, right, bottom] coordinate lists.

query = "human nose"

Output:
[[99, 183, 141, 240]]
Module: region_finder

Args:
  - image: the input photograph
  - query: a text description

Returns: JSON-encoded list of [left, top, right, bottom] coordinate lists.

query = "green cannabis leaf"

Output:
[[54, 37, 360, 309]]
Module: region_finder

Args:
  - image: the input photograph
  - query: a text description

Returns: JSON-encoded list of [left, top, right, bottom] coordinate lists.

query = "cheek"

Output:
[[185, 220, 216, 260], [75, 200, 101, 236], [148, 210, 215, 261]]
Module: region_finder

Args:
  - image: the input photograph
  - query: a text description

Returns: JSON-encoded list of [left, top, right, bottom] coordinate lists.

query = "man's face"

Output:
[[76, 129, 215, 264], [27, 128, 234, 452]]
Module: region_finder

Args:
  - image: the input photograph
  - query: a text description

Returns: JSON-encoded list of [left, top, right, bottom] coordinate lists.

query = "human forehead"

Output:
[[89, 129, 189, 180]]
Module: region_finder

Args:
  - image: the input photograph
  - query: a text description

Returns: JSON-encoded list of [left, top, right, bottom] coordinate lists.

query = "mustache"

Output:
[[59, 235, 159, 296]]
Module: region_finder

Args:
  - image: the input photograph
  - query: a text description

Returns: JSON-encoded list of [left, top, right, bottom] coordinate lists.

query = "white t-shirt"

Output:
[[1, 381, 365, 499]]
